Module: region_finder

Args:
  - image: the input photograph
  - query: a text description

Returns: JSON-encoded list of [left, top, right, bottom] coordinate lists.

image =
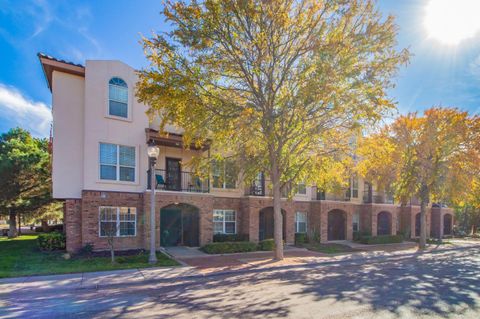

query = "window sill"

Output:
[[97, 179, 139, 186], [105, 114, 132, 123]]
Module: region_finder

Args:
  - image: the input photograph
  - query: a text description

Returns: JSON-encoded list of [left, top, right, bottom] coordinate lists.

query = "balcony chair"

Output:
[[155, 174, 166, 189]]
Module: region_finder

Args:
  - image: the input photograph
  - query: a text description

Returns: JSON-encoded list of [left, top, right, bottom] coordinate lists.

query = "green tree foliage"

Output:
[[358, 108, 479, 249], [0, 128, 51, 237], [137, 0, 409, 259]]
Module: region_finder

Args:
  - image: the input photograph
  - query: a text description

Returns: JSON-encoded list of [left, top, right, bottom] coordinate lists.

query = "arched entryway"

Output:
[[328, 209, 347, 241], [415, 213, 421, 237], [377, 211, 392, 235], [160, 204, 199, 247], [443, 214, 452, 236], [259, 207, 286, 241]]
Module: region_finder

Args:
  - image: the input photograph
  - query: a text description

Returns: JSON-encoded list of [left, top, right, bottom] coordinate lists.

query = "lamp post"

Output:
[[147, 142, 160, 264]]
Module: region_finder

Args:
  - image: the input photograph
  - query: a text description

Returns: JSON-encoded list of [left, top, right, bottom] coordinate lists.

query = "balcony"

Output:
[[147, 169, 209, 193], [363, 190, 394, 204], [316, 189, 351, 202]]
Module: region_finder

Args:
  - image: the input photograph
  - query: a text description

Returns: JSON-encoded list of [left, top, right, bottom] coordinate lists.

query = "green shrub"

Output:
[[353, 231, 371, 242], [258, 239, 275, 251], [359, 234, 403, 245], [213, 234, 248, 242], [201, 241, 257, 254], [295, 233, 308, 245], [37, 232, 66, 251]]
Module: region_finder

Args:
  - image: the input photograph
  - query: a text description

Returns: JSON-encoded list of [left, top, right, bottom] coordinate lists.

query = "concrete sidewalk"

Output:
[[2, 240, 478, 296]]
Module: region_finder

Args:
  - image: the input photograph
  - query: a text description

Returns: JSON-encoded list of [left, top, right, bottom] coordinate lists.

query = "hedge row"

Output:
[[359, 234, 403, 245], [201, 239, 276, 254], [201, 241, 257, 254], [37, 232, 66, 251], [213, 234, 248, 242]]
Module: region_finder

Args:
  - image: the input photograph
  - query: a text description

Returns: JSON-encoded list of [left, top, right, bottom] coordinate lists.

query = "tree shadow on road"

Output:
[[2, 248, 479, 318]]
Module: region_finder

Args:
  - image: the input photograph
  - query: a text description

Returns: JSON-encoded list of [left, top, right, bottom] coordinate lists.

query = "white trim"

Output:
[[98, 142, 139, 185], [213, 209, 237, 234], [295, 211, 307, 233], [99, 206, 137, 237], [106, 76, 133, 122]]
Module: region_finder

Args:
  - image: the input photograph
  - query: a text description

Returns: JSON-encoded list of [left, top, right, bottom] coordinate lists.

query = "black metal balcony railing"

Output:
[[363, 190, 394, 204], [248, 173, 266, 196], [147, 169, 209, 193], [316, 189, 351, 202]]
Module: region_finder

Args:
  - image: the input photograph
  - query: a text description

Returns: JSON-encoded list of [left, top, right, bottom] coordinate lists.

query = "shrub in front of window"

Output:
[[258, 239, 275, 251], [213, 234, 248, 242], [294, 233, 308, 245], [201, 241, 257, 254], [37, 232, 66, 251]]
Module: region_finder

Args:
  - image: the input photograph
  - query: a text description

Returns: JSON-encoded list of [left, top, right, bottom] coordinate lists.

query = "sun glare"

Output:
[[424, 0, 480, 45]]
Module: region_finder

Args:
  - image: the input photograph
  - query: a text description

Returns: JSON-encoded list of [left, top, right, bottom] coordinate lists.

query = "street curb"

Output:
[[2, 244, 478, 295], [75, 244, 480, 291]]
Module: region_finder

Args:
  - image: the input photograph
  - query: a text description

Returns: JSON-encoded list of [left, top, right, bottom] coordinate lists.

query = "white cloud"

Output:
[[0, 84, 52, 137]]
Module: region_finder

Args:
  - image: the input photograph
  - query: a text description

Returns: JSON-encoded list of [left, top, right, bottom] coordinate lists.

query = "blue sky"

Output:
[[1, 0, 480, 138]]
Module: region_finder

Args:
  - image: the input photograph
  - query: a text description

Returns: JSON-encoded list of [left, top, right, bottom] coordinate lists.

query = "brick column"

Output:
[[65, 199, 82, 253]]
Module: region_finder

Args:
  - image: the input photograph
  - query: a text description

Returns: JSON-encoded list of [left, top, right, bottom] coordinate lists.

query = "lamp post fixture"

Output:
[[147, 142, 160, 264]]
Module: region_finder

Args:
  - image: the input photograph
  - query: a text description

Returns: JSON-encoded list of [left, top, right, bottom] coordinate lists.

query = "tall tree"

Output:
[[138, 0, 408, 259], [0, 128, 51, 238], [358, 108, 478, 249]]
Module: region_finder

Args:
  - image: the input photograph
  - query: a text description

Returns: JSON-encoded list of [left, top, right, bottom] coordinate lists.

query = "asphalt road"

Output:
[[1, 247, 479, 319]]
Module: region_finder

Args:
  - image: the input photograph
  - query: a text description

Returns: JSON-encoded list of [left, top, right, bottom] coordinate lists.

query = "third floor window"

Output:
[[108, 77, 128, 118]]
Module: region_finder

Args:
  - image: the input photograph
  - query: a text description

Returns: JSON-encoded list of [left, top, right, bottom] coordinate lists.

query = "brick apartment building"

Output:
[[39, 54, 454, 253]]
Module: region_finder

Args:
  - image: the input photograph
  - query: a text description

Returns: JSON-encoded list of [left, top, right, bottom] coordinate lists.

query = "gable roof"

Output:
[[38, 53, 85, 92]]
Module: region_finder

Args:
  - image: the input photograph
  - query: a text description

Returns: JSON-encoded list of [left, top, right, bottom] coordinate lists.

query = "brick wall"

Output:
[[81, 191, 145, 251], [65, 199, 82, 253]]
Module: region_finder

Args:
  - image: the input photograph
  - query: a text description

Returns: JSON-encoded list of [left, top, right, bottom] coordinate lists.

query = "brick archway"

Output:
[[443, 214, 453, 235], [327, 209, 347, 241], [377, 211, 392, 235], [259, 207, 286, 241], [415, 212, 421, 237]]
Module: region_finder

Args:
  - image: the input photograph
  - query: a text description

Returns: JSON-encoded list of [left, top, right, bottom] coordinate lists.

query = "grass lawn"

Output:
[[297, 242, 359, 254], [0, 235, 179, 278]]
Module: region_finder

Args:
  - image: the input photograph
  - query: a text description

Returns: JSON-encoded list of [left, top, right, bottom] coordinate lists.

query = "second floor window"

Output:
[[108, 77, 128, 118], [212, 160, 236, 189], [296, 182, 307, 195], [99, 143, 136, 182], [351, 175, 359, 198]]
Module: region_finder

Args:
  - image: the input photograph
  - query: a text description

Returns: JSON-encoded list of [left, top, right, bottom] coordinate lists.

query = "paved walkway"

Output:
[[1, 239, 478, 295]]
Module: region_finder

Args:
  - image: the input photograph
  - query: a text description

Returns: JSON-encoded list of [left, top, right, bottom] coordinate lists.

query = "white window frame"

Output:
[[99, 206, 137, 237], [213, 209, 237, 234], [99, 143, 137, 183], [351, 175, 359, 198], [296, 182, 307, 195], [295, 211, 308, 233], [106, 77, 132, 122], [212, 161, 236, 189], [353, 211, 360, 232]]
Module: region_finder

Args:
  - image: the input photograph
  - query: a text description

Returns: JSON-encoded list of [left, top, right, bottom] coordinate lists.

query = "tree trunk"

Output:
[[41, 219, 50, 233], [271, 168, 284, 260], [419, 200, 427, 249], [8, 209, 17, 238], [110, 247, 115, 264], [17, 213, 21, 235]]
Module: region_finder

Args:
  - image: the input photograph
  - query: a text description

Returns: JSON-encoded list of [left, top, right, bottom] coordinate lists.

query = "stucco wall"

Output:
[[83, 60, 149, 193], [52, 71, 85, 198]]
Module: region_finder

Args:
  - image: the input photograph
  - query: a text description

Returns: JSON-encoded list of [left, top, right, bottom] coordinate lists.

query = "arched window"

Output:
[[108, 77, 128, 118]]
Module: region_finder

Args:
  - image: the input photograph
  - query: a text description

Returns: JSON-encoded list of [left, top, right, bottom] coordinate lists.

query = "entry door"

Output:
[[160, 208, 182, 246], [166, 158, 181, 191]]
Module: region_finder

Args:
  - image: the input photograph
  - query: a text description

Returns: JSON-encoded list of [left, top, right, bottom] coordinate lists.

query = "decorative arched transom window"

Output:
[[108, 77, 128, 118]]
